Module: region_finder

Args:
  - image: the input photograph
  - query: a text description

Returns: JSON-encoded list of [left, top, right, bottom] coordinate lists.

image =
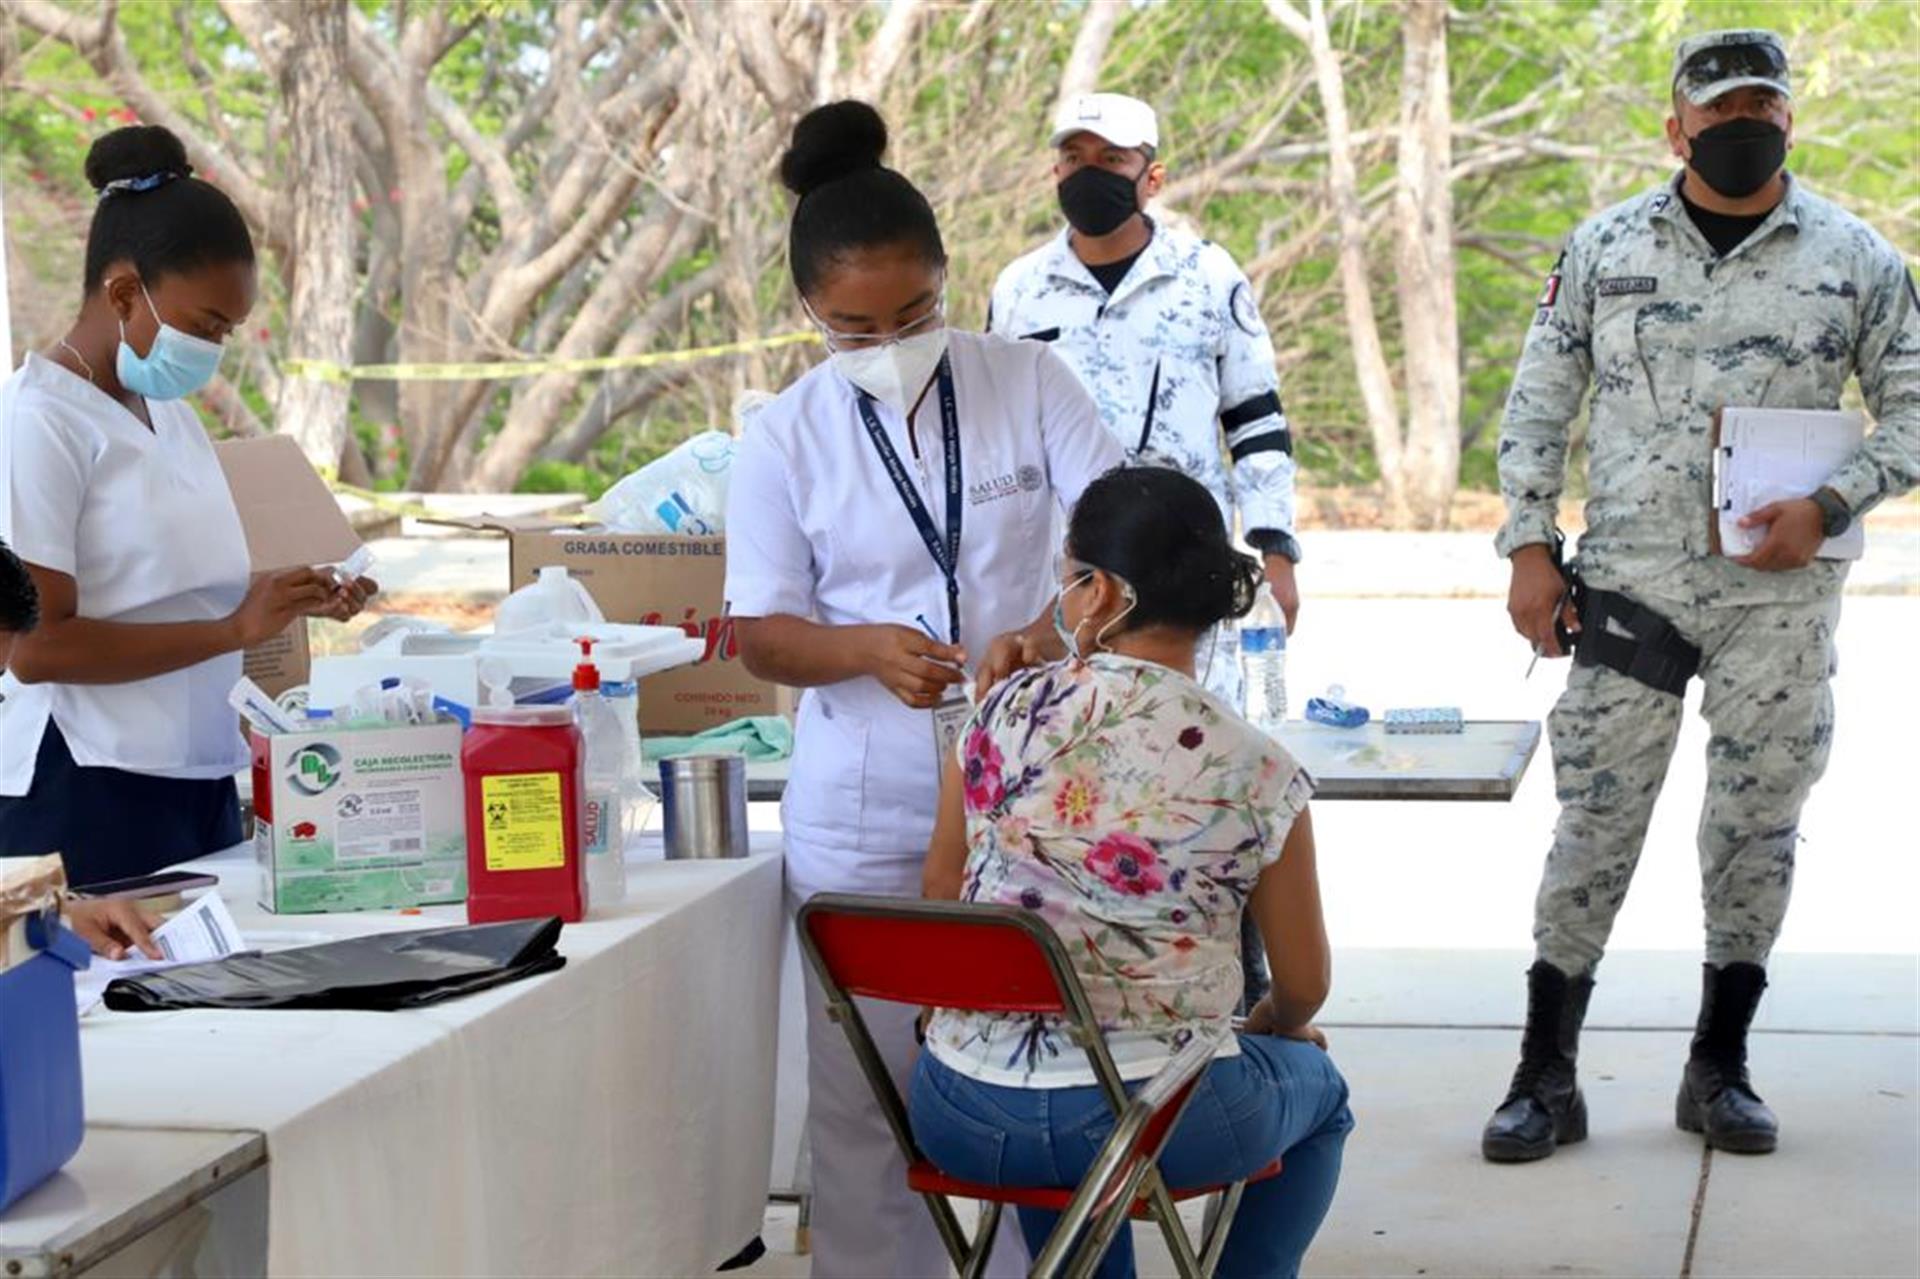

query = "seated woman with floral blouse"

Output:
[[912, 466, 1352, 1279]]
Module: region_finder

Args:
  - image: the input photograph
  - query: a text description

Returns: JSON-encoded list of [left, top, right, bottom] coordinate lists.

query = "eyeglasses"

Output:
[[801, 289, 946, 354]]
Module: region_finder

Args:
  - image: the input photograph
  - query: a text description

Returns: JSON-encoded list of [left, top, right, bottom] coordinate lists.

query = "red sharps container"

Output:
[[463, 705, 586, 924]]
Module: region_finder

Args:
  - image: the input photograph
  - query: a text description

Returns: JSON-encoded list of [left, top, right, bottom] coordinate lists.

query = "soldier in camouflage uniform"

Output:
[[1482, 31, 1919, 1163]]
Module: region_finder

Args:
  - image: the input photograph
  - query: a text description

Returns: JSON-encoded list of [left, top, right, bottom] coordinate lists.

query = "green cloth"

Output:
[[642, 715, 793, 764]]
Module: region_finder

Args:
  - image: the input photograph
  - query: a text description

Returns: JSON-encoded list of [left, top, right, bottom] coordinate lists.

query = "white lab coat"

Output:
[[726, 328, 1121, 1277], [0, 353, 251, 795]]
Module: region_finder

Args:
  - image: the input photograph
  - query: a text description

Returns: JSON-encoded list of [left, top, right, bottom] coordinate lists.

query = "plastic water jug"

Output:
[[495, 566, 603, 635]]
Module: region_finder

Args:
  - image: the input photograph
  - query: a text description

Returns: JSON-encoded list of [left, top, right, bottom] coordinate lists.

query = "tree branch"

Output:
[[1263, 0, 1312, 42], [1055, 0, 1124, 112], [848, 0, 925, 101], [178, 4, 246, 156], [13, 0, 285, 244]]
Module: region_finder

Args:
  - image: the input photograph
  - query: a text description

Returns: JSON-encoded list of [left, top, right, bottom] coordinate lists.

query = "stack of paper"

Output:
[[74, 891, 246, 1015], [1714, 407, 1865, 560]]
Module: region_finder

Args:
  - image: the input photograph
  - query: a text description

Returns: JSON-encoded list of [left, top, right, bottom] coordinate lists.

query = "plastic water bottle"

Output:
[[571, 642, 627, 911], [601, 680, 657, 841], [1240, 583, 1288, 736]]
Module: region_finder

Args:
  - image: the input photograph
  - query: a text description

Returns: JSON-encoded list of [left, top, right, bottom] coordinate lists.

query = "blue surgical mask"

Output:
[[116, 282, 224, 401]]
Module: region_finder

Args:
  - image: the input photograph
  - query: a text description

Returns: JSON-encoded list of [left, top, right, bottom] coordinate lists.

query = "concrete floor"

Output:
[[739, 955, 1920, 1278]]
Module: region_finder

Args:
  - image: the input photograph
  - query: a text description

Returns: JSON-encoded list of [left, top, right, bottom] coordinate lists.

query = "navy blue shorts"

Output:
[[0, 722, 241, 888]]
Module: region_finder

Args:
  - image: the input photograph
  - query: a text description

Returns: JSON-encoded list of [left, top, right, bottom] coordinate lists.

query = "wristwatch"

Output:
[[1246, 528, 1303, 564], [1810, 487, 1853, 539]]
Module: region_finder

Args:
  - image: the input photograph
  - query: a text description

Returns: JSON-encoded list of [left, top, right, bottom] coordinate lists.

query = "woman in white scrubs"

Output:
[[725, 102, 1123, 1277], [0, 126, 374, 886]]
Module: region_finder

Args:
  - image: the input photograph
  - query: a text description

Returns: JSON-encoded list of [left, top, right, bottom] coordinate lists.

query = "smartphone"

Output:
[[71, 870, 220, 901]]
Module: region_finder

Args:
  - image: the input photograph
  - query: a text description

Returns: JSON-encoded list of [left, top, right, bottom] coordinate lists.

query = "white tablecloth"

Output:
[[78, 838, 785, 1278]]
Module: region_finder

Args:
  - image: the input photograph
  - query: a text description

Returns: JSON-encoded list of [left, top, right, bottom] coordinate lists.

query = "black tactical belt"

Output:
[[1574, 588, 1702, 697]]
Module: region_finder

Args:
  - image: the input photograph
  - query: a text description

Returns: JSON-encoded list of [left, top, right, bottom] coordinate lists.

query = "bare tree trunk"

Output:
[[1267, 0, 1408, 522], [1055, 0, 1124, 112], [1393, 0, 1460, 529], [846, 0, 924, 101], [273, 0, 356, 469]]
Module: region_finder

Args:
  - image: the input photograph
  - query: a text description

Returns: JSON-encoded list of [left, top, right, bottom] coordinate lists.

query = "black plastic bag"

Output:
[[103, 917, 566, 1012]]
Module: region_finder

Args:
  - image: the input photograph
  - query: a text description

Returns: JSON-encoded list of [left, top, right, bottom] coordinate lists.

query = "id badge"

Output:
[[932, 691, 973, 773]]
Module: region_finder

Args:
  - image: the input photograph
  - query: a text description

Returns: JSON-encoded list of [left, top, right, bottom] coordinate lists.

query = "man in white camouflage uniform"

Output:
[[1483, 30, 1918, 1164]]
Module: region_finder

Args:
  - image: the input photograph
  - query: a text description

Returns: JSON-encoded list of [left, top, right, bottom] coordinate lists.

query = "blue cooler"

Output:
[[0, 912, 89, 1211]]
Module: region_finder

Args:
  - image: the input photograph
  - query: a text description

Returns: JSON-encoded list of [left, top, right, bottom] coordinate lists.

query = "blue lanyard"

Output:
[[856, 356, 962, 645]]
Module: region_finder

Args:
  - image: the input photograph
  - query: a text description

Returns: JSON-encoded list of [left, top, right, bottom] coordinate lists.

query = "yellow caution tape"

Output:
[[285, 330, 821, 383]]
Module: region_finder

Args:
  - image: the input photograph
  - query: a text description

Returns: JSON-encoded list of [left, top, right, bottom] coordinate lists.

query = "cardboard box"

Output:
[[437, 516, 790, 734], [215, 437, 364, 698], [251, 721, 467, 914]]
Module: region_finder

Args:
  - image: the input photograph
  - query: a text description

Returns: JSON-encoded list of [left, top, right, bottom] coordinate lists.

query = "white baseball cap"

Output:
[[1049, 93, 1159, 152]]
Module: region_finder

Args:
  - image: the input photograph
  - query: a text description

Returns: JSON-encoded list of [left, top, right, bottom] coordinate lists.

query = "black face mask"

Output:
[[1057, 165, 1144, 237], [1685, 117, 1787, 200]]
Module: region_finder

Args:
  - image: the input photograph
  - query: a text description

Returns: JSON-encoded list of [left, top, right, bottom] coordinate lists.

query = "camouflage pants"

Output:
[[1533, 591, 1841, 976]]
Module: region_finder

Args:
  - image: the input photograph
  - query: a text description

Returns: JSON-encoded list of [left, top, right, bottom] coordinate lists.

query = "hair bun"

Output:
[[84, 125, 192, 194], [779, 100, 887, 199]]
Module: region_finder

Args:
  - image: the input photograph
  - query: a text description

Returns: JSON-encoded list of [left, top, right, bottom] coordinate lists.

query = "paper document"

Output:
[[1714, 407, 1865, 561], [75, 890, 247, 1015]]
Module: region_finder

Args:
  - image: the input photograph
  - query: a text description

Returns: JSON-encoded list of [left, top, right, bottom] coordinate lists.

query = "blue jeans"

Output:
[[909, 1035, 1353, 1279]]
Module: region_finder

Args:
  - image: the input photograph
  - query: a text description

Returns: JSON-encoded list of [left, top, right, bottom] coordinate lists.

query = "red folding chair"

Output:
[[797, 893, 1282, 1279]]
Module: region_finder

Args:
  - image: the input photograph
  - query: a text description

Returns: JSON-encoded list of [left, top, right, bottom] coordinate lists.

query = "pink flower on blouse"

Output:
[[1085, 833, 1166, 896], [963, 728, 1006, 811]]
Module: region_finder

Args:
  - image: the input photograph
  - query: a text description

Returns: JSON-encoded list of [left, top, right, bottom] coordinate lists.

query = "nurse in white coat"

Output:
[[725, 102, 1123, 1277], [0, 126, 374, 886]]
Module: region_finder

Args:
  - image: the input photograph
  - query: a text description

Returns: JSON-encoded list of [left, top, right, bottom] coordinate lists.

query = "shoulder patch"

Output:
[[1596, 276, 1658, 297], [1649, 193, 1671, 213], [1230, 282, 1263, 336], [1538, 260, 1562, 309]]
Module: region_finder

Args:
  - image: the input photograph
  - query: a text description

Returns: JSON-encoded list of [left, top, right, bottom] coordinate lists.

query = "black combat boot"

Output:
[[1676, 962, 1778, 1154], [1482, 961, 1596, 1163]]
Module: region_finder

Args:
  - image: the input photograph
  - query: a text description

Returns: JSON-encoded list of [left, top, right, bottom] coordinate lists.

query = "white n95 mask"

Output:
[[834, 328, 949, 416]]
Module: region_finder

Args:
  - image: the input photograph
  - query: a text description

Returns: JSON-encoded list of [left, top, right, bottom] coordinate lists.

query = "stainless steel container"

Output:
[[659, 754, 750, 860]]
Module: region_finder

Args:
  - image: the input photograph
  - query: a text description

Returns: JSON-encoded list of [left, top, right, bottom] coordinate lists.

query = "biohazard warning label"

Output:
[[479, 773, 567, 871]]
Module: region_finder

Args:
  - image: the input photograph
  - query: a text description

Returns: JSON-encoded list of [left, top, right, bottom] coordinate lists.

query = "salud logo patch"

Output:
[[969, 473, 1025, 506], [1597, 276, 1658, 296]]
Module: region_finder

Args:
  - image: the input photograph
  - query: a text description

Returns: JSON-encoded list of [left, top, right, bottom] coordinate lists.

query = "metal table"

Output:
[[741, 720, 1541, 805], [1275, 719, 1541, 802], [0, 1128, 266, 1278]]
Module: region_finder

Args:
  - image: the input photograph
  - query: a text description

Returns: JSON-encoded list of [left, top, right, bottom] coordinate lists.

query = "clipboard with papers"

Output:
[[1710, 406, 1866, 561]]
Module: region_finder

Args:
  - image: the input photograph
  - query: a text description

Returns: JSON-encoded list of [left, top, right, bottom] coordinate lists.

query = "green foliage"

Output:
[[518, 459, 601, 497], [4, 0, 1913, 502]]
